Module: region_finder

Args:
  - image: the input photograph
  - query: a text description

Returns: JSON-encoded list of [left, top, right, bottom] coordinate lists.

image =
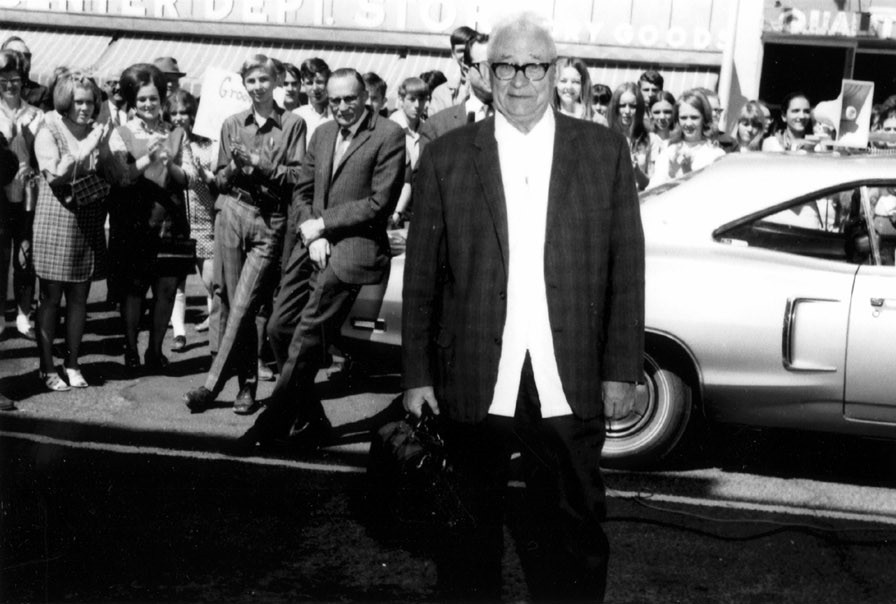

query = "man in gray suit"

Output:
[[403, 12, 644, 602], [244, 68, 406, 448]]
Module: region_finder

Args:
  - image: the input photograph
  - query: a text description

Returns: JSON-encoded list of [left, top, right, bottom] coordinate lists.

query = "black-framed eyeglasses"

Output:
[[328, 95, 359, 106], [490, 62, 553, 82]]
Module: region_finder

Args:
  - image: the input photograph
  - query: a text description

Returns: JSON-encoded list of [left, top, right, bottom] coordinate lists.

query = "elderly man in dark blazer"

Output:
[[403, 12, 644, 602], [245, 67, 405, 446]]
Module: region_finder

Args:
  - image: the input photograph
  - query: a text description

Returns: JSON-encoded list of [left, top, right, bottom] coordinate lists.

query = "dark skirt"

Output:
[[107, 178, 189, 300]]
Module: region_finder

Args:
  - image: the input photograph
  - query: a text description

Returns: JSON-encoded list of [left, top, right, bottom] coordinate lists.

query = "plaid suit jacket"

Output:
[[294, 110, 405, 285], [402, 111, 645, 422]]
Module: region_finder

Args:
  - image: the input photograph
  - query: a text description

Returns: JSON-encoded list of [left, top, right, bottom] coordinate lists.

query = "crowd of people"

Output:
[[6, 11, 896, 601], [2, 22, 896, 415]]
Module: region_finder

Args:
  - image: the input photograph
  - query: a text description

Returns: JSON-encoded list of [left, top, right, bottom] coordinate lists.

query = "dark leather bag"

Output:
[[366, 403, 473, 537]]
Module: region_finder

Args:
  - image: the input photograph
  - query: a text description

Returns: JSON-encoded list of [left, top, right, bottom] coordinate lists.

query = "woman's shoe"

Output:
[[124, 349, 141, 374], [171, 335, 187, 353], [195, 317, 210, 332], [65, 366, 89, 388], [40, 369, 70, 392], [144, 351, 170, 374]]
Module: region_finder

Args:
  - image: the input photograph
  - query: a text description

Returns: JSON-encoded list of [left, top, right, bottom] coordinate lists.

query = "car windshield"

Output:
[[639, 166, 704, 202]]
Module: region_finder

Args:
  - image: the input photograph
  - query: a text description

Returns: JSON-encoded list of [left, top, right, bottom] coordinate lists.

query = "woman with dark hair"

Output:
[[762, 92, 812, 152], [649, 88, 725, 188], [166, 89, 217, 350], [105, 63, 188, 373], [552, 57, 595, 121], [607, 81, 652, 190], [0, 48, 42, 340], [281, 62, 304, 112], [591, 83, 612, 121], [649, 90, 676, 141], [32, 72, 113, 390], [735, 100, 768, 152]]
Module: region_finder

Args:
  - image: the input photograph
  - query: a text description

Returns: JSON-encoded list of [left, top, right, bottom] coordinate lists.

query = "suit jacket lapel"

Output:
[[319, 124, 337, 203], [473, 119, 509, 271]]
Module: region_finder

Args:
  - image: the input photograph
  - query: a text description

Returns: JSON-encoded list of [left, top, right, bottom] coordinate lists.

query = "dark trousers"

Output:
[[0, 203, 34, 319], [266, 240, 313, 371], [254, 260, 361, 435], [438, 355, 609, 602]]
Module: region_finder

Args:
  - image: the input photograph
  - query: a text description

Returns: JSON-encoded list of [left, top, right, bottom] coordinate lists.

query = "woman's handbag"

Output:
[[70, 172, 110, 207], [156, 236, 197, 276], [154, 166, 197, 277], [45, 116, 111, 207]]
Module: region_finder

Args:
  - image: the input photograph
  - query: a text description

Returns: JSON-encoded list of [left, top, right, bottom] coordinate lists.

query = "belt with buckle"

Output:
[[229, 186, 283, 213]]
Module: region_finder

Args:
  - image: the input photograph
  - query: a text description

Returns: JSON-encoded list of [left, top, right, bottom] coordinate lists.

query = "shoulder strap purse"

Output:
[[46, 118, 110, 207]]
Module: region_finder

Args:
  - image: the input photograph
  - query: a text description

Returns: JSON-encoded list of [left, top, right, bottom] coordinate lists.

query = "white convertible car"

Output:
[[341, 152, 896, 468]]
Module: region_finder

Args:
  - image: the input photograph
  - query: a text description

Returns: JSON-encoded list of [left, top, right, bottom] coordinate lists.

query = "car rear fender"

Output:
[[645, 329, 704, 416]]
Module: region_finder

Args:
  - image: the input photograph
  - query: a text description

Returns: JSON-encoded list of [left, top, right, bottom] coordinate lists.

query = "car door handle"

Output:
[[870, 298, 896, 308]]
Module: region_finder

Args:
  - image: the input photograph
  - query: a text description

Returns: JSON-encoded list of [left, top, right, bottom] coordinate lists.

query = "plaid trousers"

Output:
[[204, 196, 284, 395]]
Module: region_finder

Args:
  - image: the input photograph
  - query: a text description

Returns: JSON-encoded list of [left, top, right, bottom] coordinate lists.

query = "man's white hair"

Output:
[[487, 11, 557, 60]]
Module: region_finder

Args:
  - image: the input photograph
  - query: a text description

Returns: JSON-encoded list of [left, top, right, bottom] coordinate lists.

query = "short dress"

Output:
[[181, 136, 216, 259], [32, 112, 109, 282]]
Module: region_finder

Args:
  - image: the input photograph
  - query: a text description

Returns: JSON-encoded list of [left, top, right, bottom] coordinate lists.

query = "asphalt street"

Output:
[[2, 276, 896, 603]]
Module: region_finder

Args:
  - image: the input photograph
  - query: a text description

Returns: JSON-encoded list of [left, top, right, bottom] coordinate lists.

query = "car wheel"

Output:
[[601, 351, 692, 469]]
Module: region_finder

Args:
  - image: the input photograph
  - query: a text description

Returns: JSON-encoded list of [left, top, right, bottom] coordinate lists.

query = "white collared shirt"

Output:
[[332, 109, 367, 174], [295, 104, 333, 148], [489, 109, 573, 418], [389, 109, 422, 170], [464, 95, 490, 122]]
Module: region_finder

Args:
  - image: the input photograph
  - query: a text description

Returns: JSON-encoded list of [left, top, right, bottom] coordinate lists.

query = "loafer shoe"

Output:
[[233, 385, 258, 415], [184, 386, 215, 413], [286, 415, 333, 451]]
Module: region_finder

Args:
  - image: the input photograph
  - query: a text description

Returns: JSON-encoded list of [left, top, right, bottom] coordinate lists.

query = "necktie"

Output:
[[466, 111, 475, 124], [333, 127, 352, 172]]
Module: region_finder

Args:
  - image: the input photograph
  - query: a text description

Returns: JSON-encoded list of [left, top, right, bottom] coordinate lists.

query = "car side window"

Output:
[[719, 186, 891, 265]]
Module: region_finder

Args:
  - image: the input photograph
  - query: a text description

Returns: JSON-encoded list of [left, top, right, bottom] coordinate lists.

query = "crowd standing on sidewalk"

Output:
[[5, 10, 896, 602], [2, 17, 896, 415]]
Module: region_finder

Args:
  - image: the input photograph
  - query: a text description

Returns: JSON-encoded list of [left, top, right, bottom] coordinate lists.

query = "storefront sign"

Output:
[[765, 0, 896, 39], [0, 0, 731, 52]]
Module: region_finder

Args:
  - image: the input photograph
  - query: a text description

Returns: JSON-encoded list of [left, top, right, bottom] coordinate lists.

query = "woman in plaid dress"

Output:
[[32, 73, 113, 391], [166, 90, 217, 351]]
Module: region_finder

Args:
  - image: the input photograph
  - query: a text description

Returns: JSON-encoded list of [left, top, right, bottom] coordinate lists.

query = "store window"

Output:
[[759, 42, 848, 112]]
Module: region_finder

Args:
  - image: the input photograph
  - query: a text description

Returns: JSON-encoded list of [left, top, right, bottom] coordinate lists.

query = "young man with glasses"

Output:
[[240, 68, 405, 449], [403, 11, 644, 602]]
